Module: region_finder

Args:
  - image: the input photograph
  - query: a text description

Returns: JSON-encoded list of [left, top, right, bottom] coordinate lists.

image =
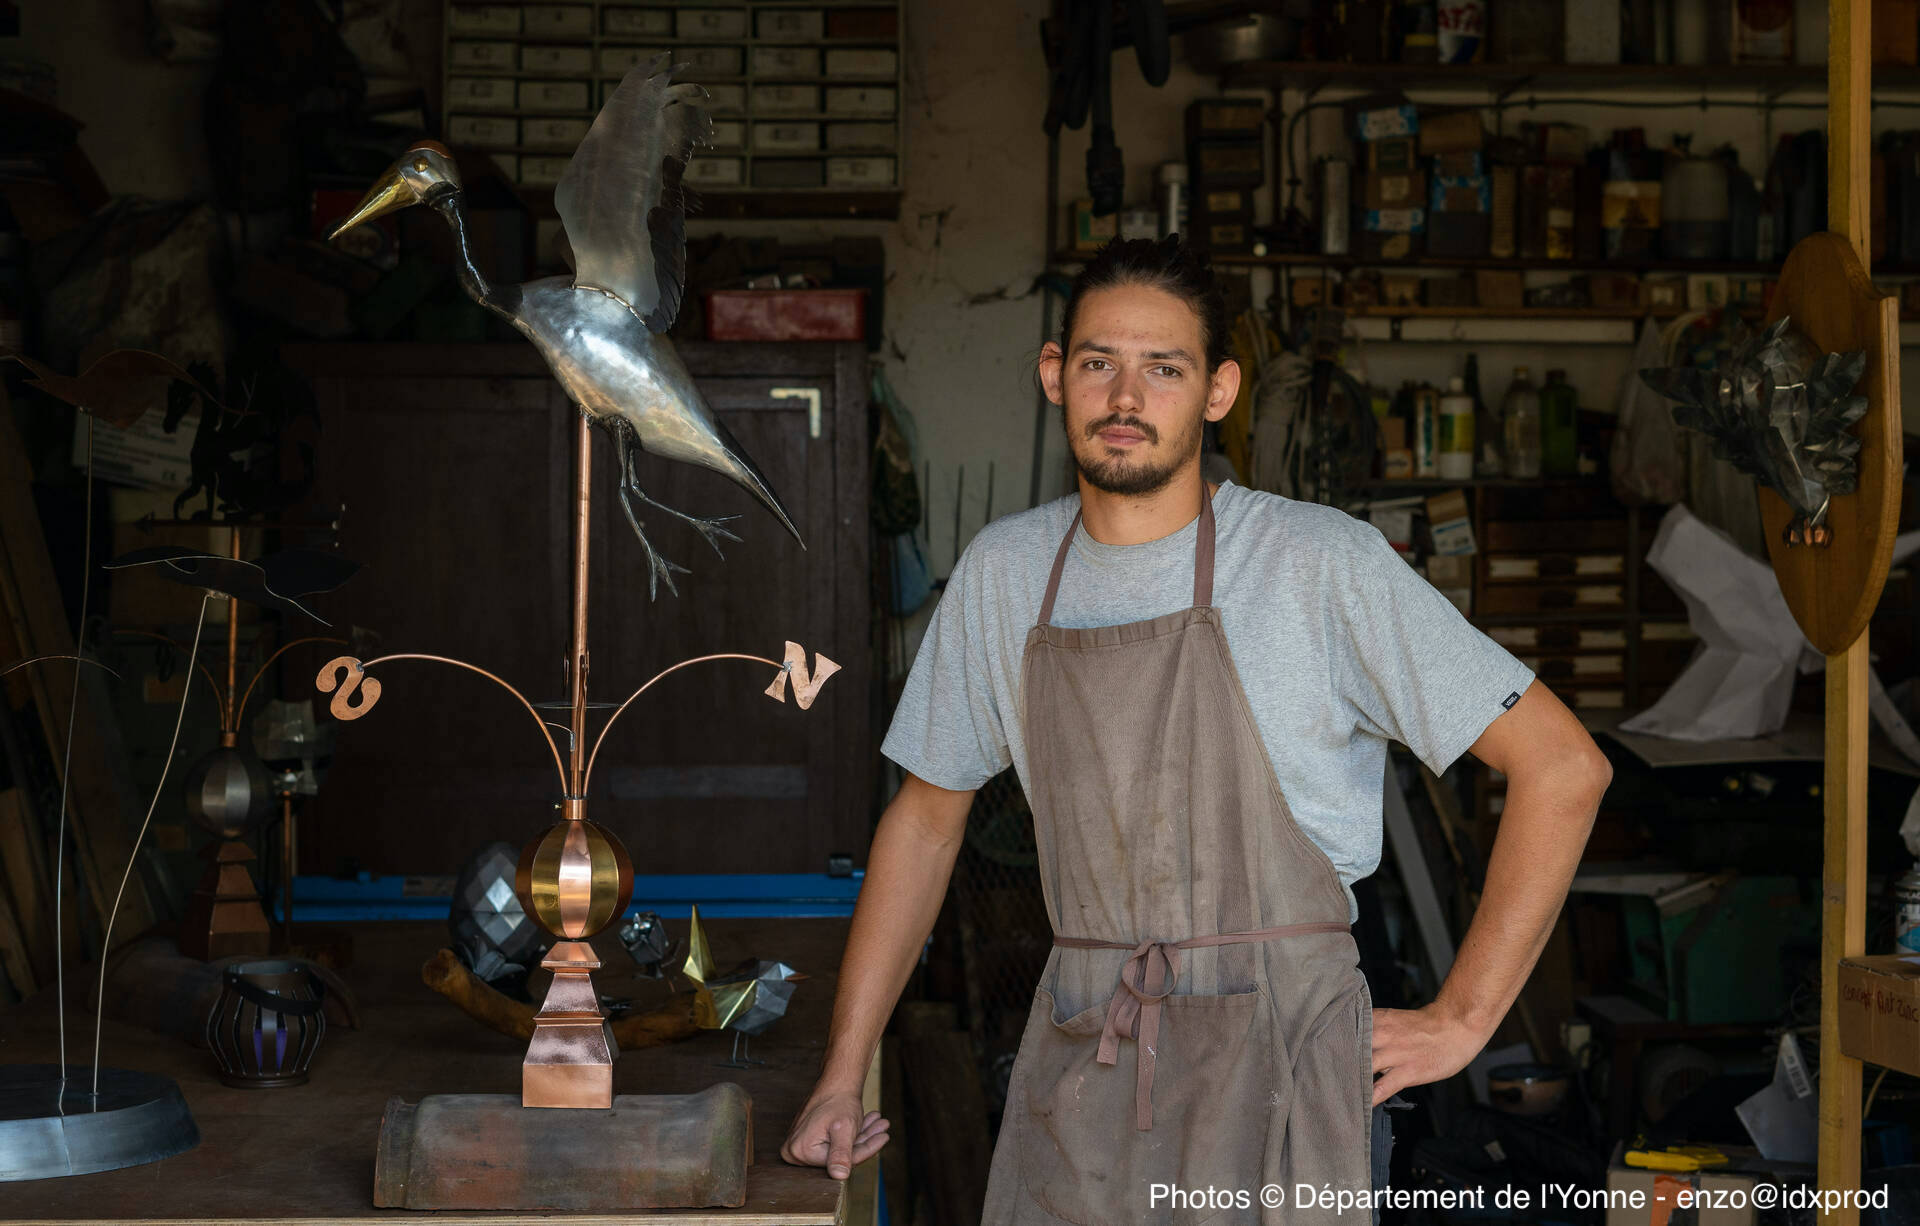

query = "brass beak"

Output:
[[329, 166, 413, 242]]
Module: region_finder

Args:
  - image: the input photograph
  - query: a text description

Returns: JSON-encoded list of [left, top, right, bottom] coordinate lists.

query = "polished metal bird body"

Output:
[[330, 57, 802, 596]]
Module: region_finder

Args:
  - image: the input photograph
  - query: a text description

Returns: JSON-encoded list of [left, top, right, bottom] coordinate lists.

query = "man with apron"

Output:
[[782, 237, 1614, 1223]]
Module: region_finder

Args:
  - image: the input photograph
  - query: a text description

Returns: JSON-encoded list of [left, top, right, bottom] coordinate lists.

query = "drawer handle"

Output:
[[772, 386, 822, 439]]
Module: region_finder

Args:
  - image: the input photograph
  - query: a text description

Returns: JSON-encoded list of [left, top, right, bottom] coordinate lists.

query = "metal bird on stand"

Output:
[[329, 56, 804, 597], [320, 54, 843, 1214]]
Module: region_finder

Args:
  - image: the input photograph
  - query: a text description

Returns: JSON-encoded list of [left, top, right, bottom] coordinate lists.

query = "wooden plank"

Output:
[[1821, 638, 1870, 1219], [841, 1044, 881, 1226], [1817, 3, 1873, 1218], [0, 394, 151, 940]]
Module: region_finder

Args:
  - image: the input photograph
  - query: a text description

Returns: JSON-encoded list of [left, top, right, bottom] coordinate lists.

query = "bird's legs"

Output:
[[608, 423, 689, 600], [620, 444, 743, 559]]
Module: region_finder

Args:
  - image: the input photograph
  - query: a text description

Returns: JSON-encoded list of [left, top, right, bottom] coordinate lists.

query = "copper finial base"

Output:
[[523, 941, 614, 1108], [178, 840, 271, 961]]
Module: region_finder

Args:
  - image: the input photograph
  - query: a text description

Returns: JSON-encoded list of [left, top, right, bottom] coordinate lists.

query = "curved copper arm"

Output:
[[582, 653, 780, 795], [234, 636, 348, 732], [111, 629, 228, 728], [341, 652, 568, 794], [1, 654, 122, 681]]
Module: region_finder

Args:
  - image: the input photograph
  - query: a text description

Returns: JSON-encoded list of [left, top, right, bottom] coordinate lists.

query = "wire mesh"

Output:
[[950, 766, 1050, 1114]]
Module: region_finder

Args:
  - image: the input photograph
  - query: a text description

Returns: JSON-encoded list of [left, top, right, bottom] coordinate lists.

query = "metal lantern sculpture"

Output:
[[1639, 315, 1869, 546], [107, 537, 356, 960], [205, 960, 329, 1088], [322, 55, 837, 1121], [450, 841, 552, 1000]]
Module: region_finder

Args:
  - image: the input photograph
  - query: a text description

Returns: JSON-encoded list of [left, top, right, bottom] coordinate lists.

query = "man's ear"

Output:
[[1204, 358, 1242, 423], [1038, 341, 1066, 405]]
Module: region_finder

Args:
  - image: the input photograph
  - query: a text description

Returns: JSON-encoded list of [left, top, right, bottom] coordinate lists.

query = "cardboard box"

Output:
[[1195, 185, 1256, 218], [1602, 1145, 1757, 1226], [1475, 269, 1524, 308], [1360, 230, 1420, 260], [1192, 141, 1264, 186], [1590, 273, 1642, 309], [1363, 207, 1426, 233], [1418, 109, 1483, 155], [1427, 489, 1477, 556], [1425, 276, 1475, 308], [1839, 955, 1920, 1076], [1537, 122, 1590, 163], [1432, 151, 1482, 177], [1380, 274, 1422, 306], [1490, 166, 1517, 257], [1187, 98, 1265, 145], [1425, 553, 1472, 587], [1642, 276, 1685, 311], [1356, 104, 1419, 140], [1367, 136, 1419, 172], [1431, 172, 1491, 213], [1364, 170, 1426, 209]]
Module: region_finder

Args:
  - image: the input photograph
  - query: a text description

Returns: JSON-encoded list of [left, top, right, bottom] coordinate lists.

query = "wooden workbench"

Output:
[[5, 918, 867, 1224]]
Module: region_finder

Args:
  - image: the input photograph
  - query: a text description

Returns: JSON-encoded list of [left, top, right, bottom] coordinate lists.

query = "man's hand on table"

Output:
[[780, 1089, 889, 1180]]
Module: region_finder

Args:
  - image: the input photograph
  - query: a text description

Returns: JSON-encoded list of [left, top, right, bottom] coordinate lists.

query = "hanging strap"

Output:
[[1052, 921, 1349, 1130], [1037, 484, 1217, 626]]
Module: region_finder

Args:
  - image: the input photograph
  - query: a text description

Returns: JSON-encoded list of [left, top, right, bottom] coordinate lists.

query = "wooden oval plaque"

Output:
[[1758, 231, 1902, 656]]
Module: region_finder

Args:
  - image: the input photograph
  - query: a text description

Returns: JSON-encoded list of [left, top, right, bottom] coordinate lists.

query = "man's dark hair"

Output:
[[1059, 235, 1232, 372]]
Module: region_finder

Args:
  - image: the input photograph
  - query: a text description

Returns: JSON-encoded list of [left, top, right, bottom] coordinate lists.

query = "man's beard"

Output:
[[1069, 408, 1205, 497]]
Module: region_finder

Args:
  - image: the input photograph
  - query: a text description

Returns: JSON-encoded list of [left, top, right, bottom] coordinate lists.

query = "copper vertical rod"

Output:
[[569, 414, 591, 800], [224, 525, 241, 743]]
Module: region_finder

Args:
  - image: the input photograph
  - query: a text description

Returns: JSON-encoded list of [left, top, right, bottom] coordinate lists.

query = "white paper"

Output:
[[1619, 504, 1817, 741], [1735, 1033, 1816, 1163]]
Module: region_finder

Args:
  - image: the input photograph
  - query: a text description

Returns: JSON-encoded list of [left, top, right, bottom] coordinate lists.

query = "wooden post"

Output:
[[1820, 1, 1870, 1217]]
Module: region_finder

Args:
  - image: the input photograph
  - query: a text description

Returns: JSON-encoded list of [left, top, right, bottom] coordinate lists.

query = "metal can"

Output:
[[1895, 866, 1920, 953]]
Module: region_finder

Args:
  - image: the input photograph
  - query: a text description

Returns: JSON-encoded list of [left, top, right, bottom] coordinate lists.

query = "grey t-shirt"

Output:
[[880, 479, 1537, 919]]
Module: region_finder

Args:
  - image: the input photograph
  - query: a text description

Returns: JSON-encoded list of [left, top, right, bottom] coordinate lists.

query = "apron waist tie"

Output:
[[1052, 922, 1350, 1131]]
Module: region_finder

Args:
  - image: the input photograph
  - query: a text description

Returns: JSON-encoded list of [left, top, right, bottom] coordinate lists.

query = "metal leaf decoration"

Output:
[[1639, 316, 1869, 543]]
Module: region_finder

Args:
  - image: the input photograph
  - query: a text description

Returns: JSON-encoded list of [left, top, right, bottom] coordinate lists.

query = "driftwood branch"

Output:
[[421, 947, 701, 1047]]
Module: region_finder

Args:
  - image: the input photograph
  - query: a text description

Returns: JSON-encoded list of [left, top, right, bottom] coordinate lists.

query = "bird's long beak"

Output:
[[329, 167, 413, 242]]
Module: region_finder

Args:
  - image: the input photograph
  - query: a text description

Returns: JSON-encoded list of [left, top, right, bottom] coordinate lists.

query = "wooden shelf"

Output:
[[1216, 59, 1920, 96], [1051, 249, 1790, 274]]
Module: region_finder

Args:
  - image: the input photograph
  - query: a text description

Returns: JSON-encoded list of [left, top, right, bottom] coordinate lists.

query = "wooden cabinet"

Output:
[[285, 342, 870, 878]]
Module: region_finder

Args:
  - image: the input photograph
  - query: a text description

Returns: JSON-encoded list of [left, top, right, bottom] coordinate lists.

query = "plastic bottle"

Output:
[[1502, 367, 1542, 479], [1540, 370, 1579, 478], [1466, 354, 1502, 476], [1412, 382, 1440, 477], [1158, 163, 1188, 239], [1437, 376, 1475, 479]]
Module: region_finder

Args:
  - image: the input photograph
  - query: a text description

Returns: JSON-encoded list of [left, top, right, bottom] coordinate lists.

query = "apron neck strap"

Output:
[[1038, 484, 1216, 626]]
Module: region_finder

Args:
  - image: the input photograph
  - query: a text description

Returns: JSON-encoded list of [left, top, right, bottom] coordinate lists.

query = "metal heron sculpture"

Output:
[[328, 56, 803, 597]]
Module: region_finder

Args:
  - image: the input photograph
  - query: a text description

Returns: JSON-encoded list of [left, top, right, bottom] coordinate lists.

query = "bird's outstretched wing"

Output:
[[555, 55, 713, 332]]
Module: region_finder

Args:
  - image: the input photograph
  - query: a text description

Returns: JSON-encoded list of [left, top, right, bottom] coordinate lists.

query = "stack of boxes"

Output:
[[1184, 99, 1265, 254], [1422, 110, 1488, 260], [1355, 105, 1423, 260]]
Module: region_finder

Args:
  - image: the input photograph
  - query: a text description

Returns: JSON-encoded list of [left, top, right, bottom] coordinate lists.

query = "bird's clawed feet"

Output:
[[618, 485, 691, 600]]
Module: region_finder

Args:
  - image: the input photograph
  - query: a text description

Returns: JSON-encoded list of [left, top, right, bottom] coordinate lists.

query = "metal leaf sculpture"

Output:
[[1639, 316, 1869, 545], [2, 348, 222, 428], [104, 547, 361, 623]]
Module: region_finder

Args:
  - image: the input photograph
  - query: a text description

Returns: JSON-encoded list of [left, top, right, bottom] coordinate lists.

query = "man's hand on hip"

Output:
[[1368, 1002, 1488, 1106], [780, 1089, 889, 1179]]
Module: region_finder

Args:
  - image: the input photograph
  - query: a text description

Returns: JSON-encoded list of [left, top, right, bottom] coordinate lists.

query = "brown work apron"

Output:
[[981, 485, 1374, 1226]]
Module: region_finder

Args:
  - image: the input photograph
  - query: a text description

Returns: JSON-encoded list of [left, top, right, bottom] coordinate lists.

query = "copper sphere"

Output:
[[182, 746, 274, 839], [514, 817, 633, 940]]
